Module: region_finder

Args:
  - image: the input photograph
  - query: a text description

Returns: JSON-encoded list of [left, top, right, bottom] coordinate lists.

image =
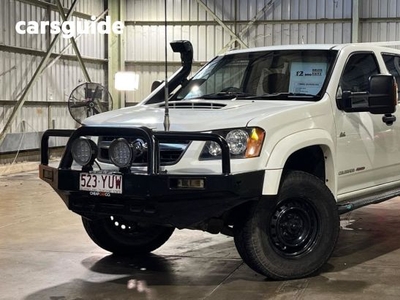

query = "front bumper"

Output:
[[39, 127, 264, 228]]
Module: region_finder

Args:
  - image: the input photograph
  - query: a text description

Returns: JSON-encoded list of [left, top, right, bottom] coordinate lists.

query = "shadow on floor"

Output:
[[325, 206, 400, 273], [24, 252, 244, 300]]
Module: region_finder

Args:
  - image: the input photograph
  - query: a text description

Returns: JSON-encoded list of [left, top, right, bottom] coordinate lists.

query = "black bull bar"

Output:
[[39, 126, 264, 228]]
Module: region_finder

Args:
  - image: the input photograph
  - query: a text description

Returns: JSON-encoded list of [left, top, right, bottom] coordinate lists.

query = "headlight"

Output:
[[109, 138, 133, 168], [226, 129, 249, 155], [200, 127, 265, 159], [71, 137, 98, 166]]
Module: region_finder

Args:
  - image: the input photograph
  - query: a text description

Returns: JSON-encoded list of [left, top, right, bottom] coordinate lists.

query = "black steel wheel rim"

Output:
[[269, 198, 319, 257], [106, 216, 157, 241]]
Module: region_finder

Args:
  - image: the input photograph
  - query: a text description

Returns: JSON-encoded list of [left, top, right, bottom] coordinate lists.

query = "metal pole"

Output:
[[55, 0, 91, 82], [44, 9, 109, 72], [195, 0, 248, 49], [219, 0, 276, 53], [352, 0, 360, 43], [0, 0, 79, 146], [163, 0, 170, 131], [107, 0, 125, 109]]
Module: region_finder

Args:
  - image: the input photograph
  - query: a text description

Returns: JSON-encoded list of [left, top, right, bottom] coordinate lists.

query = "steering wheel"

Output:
[[220, 87, 242, 93]]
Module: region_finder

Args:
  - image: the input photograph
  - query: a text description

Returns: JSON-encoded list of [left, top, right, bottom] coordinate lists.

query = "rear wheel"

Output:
[[82, 216, 174, 255], [234, 170, 339, 280]]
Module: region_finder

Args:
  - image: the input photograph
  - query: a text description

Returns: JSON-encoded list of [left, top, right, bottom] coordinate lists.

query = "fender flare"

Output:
[[262, 129, 336, 195]]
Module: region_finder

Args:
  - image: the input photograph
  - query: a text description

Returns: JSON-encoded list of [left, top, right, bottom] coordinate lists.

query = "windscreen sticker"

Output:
[[288, 62, 327, 95]]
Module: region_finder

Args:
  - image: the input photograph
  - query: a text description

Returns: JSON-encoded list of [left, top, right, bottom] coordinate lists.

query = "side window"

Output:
[[339, 53, 379, 94], [382, 54, 400, 99]]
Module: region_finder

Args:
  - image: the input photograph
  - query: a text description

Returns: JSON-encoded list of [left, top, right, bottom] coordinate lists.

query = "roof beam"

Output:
[[0, 0, 79, 147], [220, 0, 277, 53], [16, 0, 94, 20], [195, 0, 248, 49], [55, 0, 91, 82]]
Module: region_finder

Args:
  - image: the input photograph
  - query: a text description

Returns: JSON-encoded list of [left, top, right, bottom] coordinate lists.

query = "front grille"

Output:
[[160, 149, 183, 164], [97, 137, 189, 166]]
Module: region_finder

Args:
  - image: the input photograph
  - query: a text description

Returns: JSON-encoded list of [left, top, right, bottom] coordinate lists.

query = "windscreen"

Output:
[[174, 49, 338, 101]]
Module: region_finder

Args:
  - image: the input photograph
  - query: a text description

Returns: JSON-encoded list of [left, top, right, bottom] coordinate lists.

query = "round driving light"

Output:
[[208, 141, 222, 156], [226, 129, 249, 155], [71, 137, 97, 166], [109, 138, 133, 168]]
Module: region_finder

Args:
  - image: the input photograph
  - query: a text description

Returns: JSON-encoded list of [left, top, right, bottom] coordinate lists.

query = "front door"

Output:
[[336, 52, 400, 196]]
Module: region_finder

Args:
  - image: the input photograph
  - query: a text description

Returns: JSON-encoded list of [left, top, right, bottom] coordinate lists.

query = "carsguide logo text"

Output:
[[15, 16, 124, 39]]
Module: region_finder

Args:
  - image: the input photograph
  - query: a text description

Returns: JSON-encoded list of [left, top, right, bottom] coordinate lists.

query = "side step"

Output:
[[337, 187, 400, 214]]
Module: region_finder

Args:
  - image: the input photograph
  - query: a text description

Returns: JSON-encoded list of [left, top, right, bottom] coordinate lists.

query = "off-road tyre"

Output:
[[234, 170, 339, 280]]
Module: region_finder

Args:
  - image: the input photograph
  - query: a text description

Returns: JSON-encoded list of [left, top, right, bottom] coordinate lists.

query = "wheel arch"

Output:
[[263, 129, 336, 196]]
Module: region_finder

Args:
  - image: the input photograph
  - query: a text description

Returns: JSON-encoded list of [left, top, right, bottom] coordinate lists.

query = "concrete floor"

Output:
[[2, 171, 400, 300]]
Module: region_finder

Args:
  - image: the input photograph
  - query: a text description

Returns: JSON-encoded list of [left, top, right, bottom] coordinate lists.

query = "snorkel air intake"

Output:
[[144, 40, 193, 104], [170, 40, 193, 70]]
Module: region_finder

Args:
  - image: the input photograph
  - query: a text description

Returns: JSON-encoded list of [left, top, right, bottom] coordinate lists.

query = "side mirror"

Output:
[[151, 80, 163, 92], [368, 74, 397, 114], [339, 74, 397, 115]]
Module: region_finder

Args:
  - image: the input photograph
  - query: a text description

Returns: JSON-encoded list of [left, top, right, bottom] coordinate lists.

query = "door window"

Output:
[[337, 53, 379, 108], [382, 53, 400, 100]]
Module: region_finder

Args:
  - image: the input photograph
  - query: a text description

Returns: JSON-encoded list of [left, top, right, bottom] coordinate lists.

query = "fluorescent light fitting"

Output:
[[115, 72, 139, 91]]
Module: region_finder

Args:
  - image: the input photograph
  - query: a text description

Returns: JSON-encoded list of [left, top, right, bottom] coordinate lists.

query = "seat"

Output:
[[262, 73, 288, 94]]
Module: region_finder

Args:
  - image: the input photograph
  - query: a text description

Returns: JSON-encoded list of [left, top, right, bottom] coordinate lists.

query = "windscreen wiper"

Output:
[[239, 92, 319, 100], [190, 91, 255, 100]]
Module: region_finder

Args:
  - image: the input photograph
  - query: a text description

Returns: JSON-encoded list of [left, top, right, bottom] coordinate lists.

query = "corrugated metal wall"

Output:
[[125, 0, 400, 103], [2, 0, 400, 154], [361, 0, 400, 42], [0, 0, 106, 153]]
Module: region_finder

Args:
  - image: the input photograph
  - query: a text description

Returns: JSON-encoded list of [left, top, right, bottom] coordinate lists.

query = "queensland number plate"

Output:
[[79, 173, 123, 194]]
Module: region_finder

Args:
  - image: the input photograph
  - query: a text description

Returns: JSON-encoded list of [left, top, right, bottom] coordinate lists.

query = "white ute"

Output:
[[40, 40, 400, 280]]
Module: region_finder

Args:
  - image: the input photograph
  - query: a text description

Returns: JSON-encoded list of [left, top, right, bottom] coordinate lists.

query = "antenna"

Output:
[[163, 0, 170, 131]]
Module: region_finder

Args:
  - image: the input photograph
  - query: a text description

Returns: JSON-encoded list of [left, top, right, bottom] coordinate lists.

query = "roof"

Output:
[[224, 42, 400, 55]]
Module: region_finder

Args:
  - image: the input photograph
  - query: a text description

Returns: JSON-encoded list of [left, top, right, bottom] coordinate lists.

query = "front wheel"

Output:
[[82, 216, 175, 255], [234, 170, 339, 280]]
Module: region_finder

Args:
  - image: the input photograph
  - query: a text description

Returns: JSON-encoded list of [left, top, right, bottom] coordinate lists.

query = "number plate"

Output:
[[79, 173, 123, 194]]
